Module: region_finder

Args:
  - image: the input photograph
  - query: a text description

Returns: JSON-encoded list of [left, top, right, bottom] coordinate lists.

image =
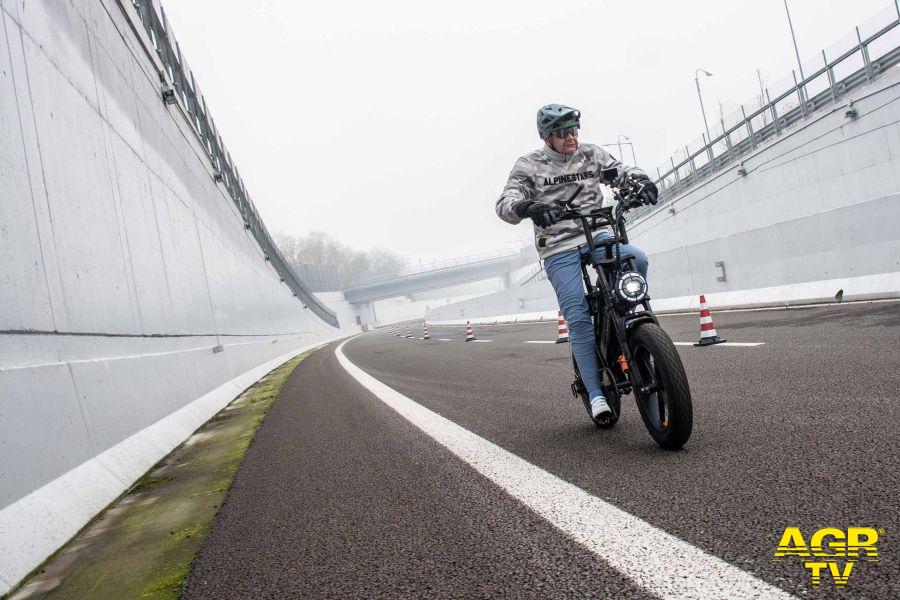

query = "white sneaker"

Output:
[[590, 395, 612, 419]]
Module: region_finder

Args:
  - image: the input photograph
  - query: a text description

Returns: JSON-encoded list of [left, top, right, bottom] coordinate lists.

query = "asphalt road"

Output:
[[184, 301, 899, 599]]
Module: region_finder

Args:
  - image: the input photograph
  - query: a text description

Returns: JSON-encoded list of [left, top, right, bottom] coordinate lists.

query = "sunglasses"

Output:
[[551, 126, 579, 139]]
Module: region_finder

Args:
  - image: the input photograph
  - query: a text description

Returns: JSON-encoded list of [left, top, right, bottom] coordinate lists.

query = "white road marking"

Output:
[[335, 337, 795, 599], [469, 339, 493, 343], [437, 338, 453, 341], [674, 342, 765, 347], [525, 341, 557, 344]]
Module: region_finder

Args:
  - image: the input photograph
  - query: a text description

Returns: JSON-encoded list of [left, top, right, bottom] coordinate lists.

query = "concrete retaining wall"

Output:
[[0, 1, 353, 592], [428, 67, 900, 323]]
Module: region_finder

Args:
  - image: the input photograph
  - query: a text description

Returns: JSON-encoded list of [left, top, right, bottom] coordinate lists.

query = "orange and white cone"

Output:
[[694, 294, 727, 346], [389, 325, 395, 336], [405, 324, 413, 338], [423, 323, 431, 340], [465, 321, 476, 342], [556, 310, 569, 343]]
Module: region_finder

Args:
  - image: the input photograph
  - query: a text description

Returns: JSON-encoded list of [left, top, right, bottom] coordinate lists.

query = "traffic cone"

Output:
[[465, 321, 476, 342], [389, 325, 394, 336], [423, 323, 431, 340], [694, 294, 727, 346], [556, 310, 569, 343], [405, 324, 413, 338]]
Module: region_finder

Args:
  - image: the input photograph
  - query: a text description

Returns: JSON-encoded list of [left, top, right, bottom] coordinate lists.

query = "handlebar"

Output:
[[553, 178, 647, 223], [551, 180, 647, 253], [557, 207, 615, 225]]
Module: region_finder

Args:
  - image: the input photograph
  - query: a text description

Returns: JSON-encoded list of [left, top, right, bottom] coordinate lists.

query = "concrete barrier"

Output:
[[0, 0, 354, 592]]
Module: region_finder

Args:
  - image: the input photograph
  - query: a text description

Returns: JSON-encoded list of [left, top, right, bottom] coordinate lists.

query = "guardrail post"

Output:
[[720, 118, 735, 163], [703, 133, 714, 169], [857, 27, 873, 81], [656, 166, 667, 195], [824, 50, 838, 103], [793, 70, 808, 118], [767, 89, 781, 136], [670, 157, 681, 192], [686, 145, 697, 184], [742, 106, 756, 149]]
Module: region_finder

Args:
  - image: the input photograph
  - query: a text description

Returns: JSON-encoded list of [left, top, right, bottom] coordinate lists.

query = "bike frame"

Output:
[[561, 192, 662, 400]]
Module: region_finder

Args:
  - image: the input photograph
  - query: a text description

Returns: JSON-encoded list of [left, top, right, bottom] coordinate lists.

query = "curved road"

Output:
[[184, 302, 899, 598]]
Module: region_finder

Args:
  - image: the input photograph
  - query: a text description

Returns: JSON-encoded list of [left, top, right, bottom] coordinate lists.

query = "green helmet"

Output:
[[536, 104, 580, 137]]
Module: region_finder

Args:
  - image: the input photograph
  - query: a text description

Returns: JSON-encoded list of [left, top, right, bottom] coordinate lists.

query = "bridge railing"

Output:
[[126, 0, 340, 327], [632, 1, 900, 221], [343, 243, 533, 289]]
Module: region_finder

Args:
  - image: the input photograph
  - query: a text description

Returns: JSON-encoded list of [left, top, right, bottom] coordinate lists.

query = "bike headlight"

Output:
[[616, 272, 648, 303]]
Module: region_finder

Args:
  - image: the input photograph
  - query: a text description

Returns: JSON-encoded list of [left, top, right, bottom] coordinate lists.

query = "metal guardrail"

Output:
[[126, 0, 339, 327], [632, 1, 900, 221]]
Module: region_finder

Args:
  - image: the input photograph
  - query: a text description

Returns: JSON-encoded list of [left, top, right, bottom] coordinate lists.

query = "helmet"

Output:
[[536, 104, 580, 137]]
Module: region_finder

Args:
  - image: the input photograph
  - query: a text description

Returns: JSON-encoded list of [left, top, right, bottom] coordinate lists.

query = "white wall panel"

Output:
[[0, 19, 55, 332], [0, 363, 90, 508], [23, 34, 137, 333]]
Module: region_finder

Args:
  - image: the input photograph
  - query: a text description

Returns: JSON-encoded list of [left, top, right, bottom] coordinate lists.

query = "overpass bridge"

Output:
[[341, 245, 537, 303]]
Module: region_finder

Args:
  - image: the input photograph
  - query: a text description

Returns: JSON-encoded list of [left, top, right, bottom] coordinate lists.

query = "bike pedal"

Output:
[[571, 380, 586, 398]]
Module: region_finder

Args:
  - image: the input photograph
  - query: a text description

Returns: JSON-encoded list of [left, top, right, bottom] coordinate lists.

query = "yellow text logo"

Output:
[[773, 527, 881, 587]]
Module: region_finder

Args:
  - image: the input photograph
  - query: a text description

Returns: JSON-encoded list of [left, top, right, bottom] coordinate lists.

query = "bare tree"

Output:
[[275, 230, 408, 285]]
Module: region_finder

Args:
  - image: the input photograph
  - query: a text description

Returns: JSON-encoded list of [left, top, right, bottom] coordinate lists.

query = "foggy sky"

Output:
[[162, 0, 894, 263]]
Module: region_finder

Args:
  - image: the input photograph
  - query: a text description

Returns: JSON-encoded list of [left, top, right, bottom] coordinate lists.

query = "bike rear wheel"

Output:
[[628, 323, 693, 450]]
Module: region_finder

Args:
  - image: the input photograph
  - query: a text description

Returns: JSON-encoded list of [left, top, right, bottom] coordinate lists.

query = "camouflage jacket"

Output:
[[496, 143, 644, 259]]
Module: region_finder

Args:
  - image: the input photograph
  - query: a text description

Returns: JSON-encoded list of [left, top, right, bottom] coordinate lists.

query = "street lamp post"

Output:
[[601, 141, 637, 166], [616, 134, 628, 163], [783, 0, 804, 80], [617, 134, 637, 165], [783, 0, 806, 104], [694, 68, 714, 144]]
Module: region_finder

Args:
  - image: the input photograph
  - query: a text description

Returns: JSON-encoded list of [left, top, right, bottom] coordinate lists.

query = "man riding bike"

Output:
[[495, 104, 658, 421]]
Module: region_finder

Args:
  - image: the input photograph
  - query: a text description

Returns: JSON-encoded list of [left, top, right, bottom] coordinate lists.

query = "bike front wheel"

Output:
[[628, 323, 693, 450]]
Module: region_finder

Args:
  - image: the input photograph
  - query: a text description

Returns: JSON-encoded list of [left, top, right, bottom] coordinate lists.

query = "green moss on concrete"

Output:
[[9, 353, 310, 600], [131, 475, 173, 494]]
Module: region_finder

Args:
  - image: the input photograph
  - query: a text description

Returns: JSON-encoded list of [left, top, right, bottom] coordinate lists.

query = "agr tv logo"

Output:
[[773, 527, 882, 587]]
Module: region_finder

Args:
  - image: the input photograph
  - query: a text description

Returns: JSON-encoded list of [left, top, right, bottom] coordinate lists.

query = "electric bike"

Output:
[[557, 176, 692, 450]]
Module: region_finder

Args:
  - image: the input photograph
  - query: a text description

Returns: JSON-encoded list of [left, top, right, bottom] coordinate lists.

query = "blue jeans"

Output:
[[544, 234, 649, 400]]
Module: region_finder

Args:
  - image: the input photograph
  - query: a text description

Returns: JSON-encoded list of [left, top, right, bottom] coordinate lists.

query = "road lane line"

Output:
[[335, 337, 794, 600], [525, 341, 556, 344], [437, 338, 453, 341], [674, 342, 765, 347], [469, 339, 493, 343]]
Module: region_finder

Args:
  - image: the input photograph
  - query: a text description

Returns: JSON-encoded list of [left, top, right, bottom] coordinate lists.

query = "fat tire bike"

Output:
[[558, 176, 693, 450]]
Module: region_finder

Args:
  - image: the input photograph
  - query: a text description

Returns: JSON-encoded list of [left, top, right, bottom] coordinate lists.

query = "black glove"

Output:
[[515, 201, 563, 228], [627, 173, 658, 206]]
